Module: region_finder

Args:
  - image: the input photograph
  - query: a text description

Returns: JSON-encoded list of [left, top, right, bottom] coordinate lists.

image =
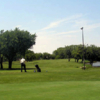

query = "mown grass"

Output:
[[0, 59, 100, 83], [0, 59, 100, 100], [0, 81, 100, 100]]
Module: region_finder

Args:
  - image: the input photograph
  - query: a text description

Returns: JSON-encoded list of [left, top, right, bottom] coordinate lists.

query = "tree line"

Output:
[[16, 44, 100, 65], [0, 28, 100, 69], [53, 45, 100, 64]]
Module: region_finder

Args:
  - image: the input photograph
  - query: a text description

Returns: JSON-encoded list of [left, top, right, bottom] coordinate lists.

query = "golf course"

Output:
[[0, 59, 100, 100]]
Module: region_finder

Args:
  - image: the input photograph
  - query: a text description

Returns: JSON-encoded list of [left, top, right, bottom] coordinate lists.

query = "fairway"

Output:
[[0, 59, 100, 100], [0, 81, 100, 100]]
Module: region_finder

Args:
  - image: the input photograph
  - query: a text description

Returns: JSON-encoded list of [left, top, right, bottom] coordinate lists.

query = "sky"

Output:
[[0, 0, 100, 54]]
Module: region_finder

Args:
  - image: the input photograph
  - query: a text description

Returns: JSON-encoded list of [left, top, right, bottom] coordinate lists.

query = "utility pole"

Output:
[[81, 27, 85, 70]]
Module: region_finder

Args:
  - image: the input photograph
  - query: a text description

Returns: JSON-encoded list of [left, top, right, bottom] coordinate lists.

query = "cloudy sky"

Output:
[[1, 0, 100, 54]]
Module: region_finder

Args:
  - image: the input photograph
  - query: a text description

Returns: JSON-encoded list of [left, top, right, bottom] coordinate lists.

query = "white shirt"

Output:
[[20, 58, 25, 63]]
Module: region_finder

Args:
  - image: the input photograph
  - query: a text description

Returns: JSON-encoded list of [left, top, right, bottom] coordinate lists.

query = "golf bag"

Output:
[[35, 64, 41, 72]]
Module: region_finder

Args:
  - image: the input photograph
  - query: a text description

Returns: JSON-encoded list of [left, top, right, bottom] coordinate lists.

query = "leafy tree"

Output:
[[96, 47, 100, 61], [55, 55, 61, 59], [85, 45, 98, 65], [42, 52, 51, 59], [64, 46, 72, 61], [57, 47, 65, 59], [53, 50, 58, 57], [13, 53, 22, 61], [52, 44, 100, 65], [25, 50, 36, 61], [0, 28, 36, 69], [53, 48, 65, 59], [50, 54, 55, 59], [0, 54, 3, 69], [0, 30, 4, 69], [35, 53, 43, 60], [72, 45, 85, 63]]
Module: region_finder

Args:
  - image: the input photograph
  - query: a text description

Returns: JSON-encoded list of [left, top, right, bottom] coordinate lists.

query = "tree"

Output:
[[25, 50, 36, 61], [72, 45, 84, 63], [96, 47, 100, 61], [0, 54, 3, 69], [53, 48, 65, 59], [42, 52, 51, 59], [0, 28, 36, 69], [0, 30, 4, 69], [65, 46, 72, 61], [85, 45, 98, 65], [50, 54, 55, 59], [53, 50, 58, 57], [35, 53, 43, 60]]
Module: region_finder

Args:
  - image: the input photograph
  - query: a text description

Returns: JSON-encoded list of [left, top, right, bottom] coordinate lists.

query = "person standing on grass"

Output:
[[20, 58, 27, 72]]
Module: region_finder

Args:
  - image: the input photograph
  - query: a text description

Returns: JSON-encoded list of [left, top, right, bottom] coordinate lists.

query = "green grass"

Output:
[[0, 81, 100, 100], [0, 59, 100, 100]]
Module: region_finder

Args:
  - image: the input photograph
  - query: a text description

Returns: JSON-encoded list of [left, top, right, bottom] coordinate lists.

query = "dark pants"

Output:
[[21, 63, 26, 72]]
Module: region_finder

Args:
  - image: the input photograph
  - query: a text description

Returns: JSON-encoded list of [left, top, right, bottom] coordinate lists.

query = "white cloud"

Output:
[[42, 14, 82, 30], [57, 30, 80, 35], [32, 14, 100, 54], [37, 30, 56, 35], [42, 21, 61, 30], [73, 19, 100, 30], [33, 36, 55, 53], [85, 23, 100, 30]]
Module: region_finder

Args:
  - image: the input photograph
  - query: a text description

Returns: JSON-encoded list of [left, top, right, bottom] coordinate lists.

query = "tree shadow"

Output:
[[0, 68, 36, 70]]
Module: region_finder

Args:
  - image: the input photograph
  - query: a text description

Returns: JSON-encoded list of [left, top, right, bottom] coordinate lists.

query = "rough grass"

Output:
[[0, 59, 100, 100]]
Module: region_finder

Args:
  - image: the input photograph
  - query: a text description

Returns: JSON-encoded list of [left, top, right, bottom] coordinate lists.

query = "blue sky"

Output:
[[1, 0, 100, 54]]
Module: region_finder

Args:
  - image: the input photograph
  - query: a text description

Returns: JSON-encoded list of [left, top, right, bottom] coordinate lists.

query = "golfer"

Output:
[[20, 58, 27, 72]]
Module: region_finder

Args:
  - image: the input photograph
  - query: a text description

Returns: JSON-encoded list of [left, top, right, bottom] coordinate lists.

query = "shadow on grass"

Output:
[[0, 68, 36, 70]]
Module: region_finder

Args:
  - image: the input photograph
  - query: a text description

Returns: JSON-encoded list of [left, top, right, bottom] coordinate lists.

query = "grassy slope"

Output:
[[0, 59, 100, 100]]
